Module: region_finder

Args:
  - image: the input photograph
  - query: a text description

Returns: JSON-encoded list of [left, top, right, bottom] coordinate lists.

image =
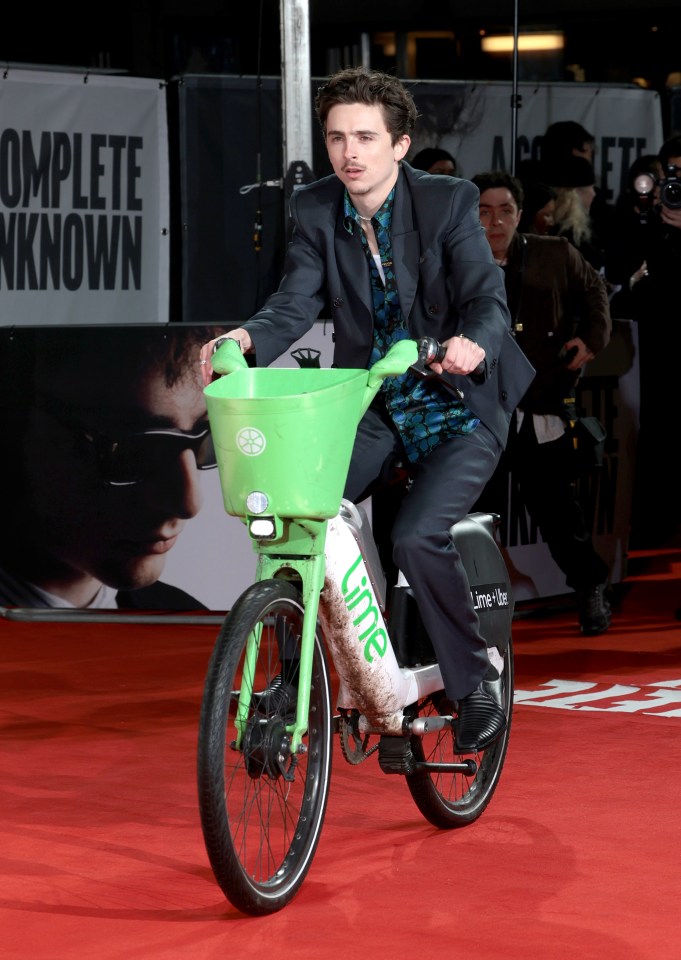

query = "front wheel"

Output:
[[405, 638, 514, 828], [197, 579, 333, 915]]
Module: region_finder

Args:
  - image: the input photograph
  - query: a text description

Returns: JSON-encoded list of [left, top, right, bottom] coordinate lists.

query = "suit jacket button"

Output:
[[501, 390, 508, 401], [332, 297, 343, 307], [428, 304, 438, 314]]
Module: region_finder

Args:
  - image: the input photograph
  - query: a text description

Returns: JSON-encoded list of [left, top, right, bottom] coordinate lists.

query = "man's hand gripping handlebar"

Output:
[[411, 335, 486, 382]]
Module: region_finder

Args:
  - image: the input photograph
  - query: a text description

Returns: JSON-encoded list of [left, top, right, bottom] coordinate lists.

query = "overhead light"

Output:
[[481, 33, 565, 53]]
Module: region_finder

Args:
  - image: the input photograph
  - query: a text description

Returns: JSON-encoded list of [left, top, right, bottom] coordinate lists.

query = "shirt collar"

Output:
[[343, 186, 396, 235]]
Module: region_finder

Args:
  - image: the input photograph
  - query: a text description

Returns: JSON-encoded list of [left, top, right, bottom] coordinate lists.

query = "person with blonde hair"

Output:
[[547, 156, 604, 270]]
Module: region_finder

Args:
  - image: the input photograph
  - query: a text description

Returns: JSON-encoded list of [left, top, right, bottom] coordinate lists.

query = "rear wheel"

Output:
[[405, 639, 514, 828], [197, 579, 333, 915]]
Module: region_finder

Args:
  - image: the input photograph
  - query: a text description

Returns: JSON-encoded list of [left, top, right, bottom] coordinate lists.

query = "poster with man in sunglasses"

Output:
[[0, 324, 235, 611]]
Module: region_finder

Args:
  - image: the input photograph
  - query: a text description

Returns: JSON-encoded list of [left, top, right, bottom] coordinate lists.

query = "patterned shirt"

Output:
[[343, 188, 479, 463]]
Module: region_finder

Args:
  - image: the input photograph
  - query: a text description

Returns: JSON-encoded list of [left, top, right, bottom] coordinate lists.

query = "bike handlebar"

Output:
[[209, 335, 485, 383]]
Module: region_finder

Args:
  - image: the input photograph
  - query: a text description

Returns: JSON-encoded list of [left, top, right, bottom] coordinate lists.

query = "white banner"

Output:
[[410, 80, 664, 205], [0, 69, 169, 325]]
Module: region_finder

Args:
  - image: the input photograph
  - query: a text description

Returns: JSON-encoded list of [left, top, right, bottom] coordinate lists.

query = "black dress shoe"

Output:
[[454, 680, 507, 753], [578, 584, 612, 635], [251, 674, 298, 716]]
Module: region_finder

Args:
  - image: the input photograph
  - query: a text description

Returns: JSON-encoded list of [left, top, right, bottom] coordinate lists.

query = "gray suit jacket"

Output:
[[243, 162, 535, 448]]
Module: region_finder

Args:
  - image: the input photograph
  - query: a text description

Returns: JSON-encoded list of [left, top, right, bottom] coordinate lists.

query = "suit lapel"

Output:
[[336, 222, 374, 316], [391, 170, 420, 321]]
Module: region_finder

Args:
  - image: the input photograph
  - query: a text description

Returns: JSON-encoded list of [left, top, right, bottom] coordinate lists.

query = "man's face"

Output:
[[325, 102, 409, 208], [20, 362, 208, 604], [478, 187, 521, 260]]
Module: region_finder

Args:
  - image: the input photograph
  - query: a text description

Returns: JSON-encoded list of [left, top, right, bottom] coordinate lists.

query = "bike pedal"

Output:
[[378, 735, 416, 776]]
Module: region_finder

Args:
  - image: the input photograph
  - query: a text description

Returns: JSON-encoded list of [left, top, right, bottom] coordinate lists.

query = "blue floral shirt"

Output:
[[343, 188, 479, 463]]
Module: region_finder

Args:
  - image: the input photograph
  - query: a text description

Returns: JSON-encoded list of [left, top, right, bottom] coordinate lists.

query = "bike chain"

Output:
[[339, 715, 379, 764]]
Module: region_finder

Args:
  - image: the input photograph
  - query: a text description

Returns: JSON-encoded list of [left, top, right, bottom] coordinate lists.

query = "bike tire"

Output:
[[197, 579, 333, 916], [405, 638, 514, 828]]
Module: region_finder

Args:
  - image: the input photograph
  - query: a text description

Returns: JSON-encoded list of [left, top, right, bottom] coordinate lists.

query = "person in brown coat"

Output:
[[471, 170, 613, 635]]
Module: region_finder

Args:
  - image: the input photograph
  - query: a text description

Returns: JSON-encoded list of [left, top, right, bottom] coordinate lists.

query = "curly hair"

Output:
[[314, 66, 419, 145]]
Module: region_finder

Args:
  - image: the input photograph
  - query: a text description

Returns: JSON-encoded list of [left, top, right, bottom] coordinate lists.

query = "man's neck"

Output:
[[349, 166, 399, 221]]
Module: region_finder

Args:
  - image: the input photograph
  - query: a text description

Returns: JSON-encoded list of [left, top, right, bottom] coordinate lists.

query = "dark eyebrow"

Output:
[[326, 128, 379, 137]]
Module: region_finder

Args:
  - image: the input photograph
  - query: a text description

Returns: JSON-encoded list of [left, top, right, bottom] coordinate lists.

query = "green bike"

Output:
[[197, 337, 514, 916]]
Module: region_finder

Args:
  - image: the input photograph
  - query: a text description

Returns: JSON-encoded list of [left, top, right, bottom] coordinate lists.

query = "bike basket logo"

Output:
[[236, 427, 266, 457]]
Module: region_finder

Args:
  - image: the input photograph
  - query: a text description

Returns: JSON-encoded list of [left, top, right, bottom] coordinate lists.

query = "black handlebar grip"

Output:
[[418, 336, 446, 365]]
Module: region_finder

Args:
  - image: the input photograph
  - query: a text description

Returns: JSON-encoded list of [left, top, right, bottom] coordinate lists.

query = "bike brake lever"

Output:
[[410, 336, 485, 382]]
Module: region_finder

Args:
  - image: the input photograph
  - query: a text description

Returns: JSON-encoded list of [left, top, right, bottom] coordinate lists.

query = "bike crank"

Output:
[[337, 712, 379, 764]]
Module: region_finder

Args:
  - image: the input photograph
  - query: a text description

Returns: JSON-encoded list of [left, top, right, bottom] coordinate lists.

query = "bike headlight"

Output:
[[248, 517, 276, 539], [246, 491, 269, 514]]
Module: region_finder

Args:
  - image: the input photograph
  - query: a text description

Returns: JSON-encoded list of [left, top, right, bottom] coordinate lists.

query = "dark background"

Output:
[[3, 2, 680, 325], [3, 1, 681, 103]]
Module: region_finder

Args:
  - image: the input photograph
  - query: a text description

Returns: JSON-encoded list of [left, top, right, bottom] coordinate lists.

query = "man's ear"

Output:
[[395, 135, 410, 159]]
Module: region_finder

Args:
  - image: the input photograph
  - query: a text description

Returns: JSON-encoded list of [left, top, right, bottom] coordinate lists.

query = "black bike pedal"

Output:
[[378, 735, 416, 776]]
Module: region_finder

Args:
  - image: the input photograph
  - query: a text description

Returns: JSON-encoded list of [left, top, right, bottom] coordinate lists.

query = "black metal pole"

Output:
[[510, 0, 520, 175]]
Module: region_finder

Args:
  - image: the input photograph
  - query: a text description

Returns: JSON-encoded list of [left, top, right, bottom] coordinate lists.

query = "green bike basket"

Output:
[[205, 367, 370, 519]]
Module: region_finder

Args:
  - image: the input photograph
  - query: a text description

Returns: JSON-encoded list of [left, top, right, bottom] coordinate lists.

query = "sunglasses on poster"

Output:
[[86, 426, 218, 486], [39, 402, 218, 486]]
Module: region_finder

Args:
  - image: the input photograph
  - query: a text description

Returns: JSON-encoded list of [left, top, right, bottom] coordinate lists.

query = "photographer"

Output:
[[605, 137, 681, 547]]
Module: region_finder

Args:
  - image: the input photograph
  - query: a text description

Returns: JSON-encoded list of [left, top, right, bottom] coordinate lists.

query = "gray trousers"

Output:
[[343, 406, 502, 700]]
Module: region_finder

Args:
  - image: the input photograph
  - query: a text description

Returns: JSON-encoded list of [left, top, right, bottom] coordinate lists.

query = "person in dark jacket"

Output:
[[471, 170, 613, 635], [200, 67, 536, 752], [605, 138, 681, 547]]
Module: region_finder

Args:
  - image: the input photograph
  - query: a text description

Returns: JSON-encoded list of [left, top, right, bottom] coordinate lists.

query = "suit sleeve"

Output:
[[441, 179, 513, 357], [241, 189, 329, 367]]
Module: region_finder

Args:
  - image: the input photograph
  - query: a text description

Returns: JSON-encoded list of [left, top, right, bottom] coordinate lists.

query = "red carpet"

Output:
[[2, 544, 681, 959]]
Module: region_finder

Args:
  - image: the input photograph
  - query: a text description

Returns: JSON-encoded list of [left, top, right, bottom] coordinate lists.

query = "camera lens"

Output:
[[661, 179, 681, 209]]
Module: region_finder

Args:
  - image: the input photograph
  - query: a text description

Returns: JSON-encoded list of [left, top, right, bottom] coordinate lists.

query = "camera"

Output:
[[632, 171, 658, 220], [632, 164, 681, 221], [659, 164, 681, 210]]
